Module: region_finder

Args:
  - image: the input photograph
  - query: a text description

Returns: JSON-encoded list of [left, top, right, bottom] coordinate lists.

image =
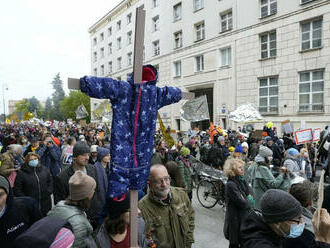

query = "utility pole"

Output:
[[2, 84, 8, 122]]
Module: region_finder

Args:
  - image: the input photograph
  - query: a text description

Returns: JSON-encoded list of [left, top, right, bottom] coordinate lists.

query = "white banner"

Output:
[[180, 95, 210, 122]]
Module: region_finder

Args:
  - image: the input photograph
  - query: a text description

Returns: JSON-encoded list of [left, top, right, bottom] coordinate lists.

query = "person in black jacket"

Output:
[[265, 136, 283, 167], [0, 175, 42, 248], [241, 189, 330, 248], [223, 158, 253, 248], [14, 152, 53, 216], [54, 141, 103, 229]]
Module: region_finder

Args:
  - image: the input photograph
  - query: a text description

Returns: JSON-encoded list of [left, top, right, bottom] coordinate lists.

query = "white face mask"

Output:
[[267, 156, 273, 162]]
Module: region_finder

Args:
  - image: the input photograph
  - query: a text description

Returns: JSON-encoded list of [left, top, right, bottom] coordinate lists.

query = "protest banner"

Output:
[[313, 128, 321, 142], [181, 95, 209, 122], [281, 120, 293, 134], [294, 128, 313, 145], [75, 104, 88, 119]]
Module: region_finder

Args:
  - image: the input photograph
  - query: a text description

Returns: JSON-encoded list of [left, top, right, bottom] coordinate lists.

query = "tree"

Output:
[[43, 97, 55, 120], [51, 73, 65, 120], [26, 96, 43, 118], [14, 99, 29, 114], [59, 91, 91, 123]]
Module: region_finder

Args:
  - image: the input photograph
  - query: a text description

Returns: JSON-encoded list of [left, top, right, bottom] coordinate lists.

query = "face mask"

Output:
[[267, 156, 273, 162], [28, 159, 39, 167], [22, 139, 27, 143], [286, 223, 305, 238]]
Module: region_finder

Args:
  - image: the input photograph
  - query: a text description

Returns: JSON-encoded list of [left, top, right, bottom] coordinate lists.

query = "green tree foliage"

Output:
[[51, 73, 65, 121], [59, 91, 91, 123], [43, 97, 55, 120], [14, 99, 29, 113]]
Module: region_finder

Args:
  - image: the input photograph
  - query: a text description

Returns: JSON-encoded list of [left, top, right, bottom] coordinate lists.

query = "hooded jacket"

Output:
[[13, 162, 53, 216], [38, 144, 62, 177], [0, 179, 42, 248], [80, 65, 181, 197]]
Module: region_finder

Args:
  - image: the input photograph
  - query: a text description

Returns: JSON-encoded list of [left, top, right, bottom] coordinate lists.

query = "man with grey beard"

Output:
[[138, 164, 195, 248]]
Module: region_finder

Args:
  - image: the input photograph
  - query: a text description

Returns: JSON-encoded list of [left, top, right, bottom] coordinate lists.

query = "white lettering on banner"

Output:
[[313, 128, 321, 142], [7, 222, 24, 234], [295, 129, 313, 145]]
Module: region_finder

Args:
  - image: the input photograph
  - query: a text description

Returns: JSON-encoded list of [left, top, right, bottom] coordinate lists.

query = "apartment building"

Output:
[[88, 0, 330, 131]]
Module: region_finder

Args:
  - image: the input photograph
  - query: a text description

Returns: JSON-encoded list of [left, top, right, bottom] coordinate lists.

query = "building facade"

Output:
[[89, 0, 330, 131]]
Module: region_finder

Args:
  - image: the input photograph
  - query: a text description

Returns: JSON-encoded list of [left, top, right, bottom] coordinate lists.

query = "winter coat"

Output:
[[0, 151, 15, 177], [80, 64, 181, 197], [248, 143, 259, 161], [241, 210, 283, 248], [267, 144, 283, 167], [165, 161, 184, 188], [223, 176, 251, 245], [177, 156, 193, 193], [23, 145, 42, 157], [0, 183, 42, 248], [297, 156, 312, 179], [47, 201, 93, 248], [207, 143, 225, 168], [38, 145, 62, 177], [13, 216, 71, 248], [54, 165, 104, 227], [85, 216, 148, 248], [283, 154, 301, 176], [138, 187, 195, 248], [248, 162, 290, 210], [94, 161, 108, 213], [13, 163, 53, 216]]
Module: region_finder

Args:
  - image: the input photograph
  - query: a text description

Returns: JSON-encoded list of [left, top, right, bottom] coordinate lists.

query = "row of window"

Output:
[[259, 70, 324, 113]]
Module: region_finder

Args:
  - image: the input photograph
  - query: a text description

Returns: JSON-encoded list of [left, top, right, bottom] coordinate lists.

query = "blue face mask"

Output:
[[286, 223, 305, 238], [28, 159, 39, 167]]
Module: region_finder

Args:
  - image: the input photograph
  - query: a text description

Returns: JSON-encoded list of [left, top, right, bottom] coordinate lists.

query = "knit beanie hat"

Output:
[[258, 145, 273, 158], [0, 175, 9, 194], [234, 145, 244, 153], [287, 148, 299, 157], [180, 146, 190, 157], [229, 146, 235, 152], [218, 136, 225, 142], [241, 142, 249, 148], [107, 193, 130, 220], [69, 171, 96, 201], [73, 141, 90, 158], [260, 189, 302, 223], [97, 147, 110, 162]]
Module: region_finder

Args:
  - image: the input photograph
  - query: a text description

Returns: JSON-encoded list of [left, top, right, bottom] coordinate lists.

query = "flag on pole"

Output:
[[158, 112, 175, 148]]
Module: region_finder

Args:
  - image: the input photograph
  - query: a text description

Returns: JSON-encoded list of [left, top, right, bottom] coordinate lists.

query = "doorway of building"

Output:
[[189, 88, 213, 131]]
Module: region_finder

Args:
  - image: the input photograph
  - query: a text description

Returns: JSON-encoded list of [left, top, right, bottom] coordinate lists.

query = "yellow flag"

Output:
[[157, 112, 175, 148], [5, 118, 10, 124]]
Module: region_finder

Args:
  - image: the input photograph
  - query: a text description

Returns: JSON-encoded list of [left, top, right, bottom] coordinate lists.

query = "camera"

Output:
[[47, 141, 53, 145]]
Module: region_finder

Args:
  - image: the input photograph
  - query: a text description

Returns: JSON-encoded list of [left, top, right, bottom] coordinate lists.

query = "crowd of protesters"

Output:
[[0, 122, 329, 248]]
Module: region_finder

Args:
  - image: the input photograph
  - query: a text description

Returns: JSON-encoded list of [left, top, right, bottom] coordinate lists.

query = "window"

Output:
[[194, 0, 204, 11], [152, 16, 159, 32], [195, 22, 205, 41], [220, 47, 231, 67], [261, 0, 277, 18], [101, 65, 104, 75], [221, 11, 233, 32], [153, 40, 160, 56], [259, 76, 278, 112], [260, 31, 277, 58], [301, 19, 322, 51], [127, 52, 133, 66], [100, 47, 104, 58], [117, 57, 122, 70], [127, 13, 132, 24], [100, 32, 104, 41], [108, 43, 112, 55], [299, 70, 324, 112], [117, 37, 122, 50], [108, 27, 112, 36], [117, 20, 121, 31], [93, 37, 97, 46], [93, 52, 97, 62], [93, 68, 97, 76], [152, 0, 158, 8], [108, 61, 113, 74], [174, 31, 183, 49], [173, 61, 182, 77], [127, 31, 132, 45], [173, 3, 182, 21], [195, 55, 204, 72]]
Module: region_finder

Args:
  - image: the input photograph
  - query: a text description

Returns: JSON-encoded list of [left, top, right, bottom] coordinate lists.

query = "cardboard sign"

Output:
[[281, 120, 293, 134], [313, 128, 321, 142], [295, 129, 313, 144]]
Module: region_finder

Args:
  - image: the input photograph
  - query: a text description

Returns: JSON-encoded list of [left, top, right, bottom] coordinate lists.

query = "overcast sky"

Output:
[[0, 0, 122, 105]]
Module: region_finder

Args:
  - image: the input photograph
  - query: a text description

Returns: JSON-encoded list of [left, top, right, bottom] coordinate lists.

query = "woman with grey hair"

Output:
[[7, 144, 24, 168]]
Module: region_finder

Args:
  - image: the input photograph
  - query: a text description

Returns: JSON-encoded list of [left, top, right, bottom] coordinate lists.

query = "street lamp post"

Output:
[[2, 84, 8, 122]]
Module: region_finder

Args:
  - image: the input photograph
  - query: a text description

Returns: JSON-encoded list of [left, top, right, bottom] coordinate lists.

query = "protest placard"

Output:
[[281, 120, 293, 134], [313, 128, 321, 142], [294, 128, 313, 144]]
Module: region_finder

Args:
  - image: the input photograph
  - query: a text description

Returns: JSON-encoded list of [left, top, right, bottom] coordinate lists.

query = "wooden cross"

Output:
[[68, 6, 194, 248]]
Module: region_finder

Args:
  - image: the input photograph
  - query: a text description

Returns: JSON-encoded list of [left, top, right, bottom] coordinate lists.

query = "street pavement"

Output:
[[192, 190, 229, 248]]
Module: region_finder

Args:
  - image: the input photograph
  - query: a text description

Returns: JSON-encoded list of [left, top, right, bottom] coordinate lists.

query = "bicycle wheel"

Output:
[[197, 179, 218, 208]]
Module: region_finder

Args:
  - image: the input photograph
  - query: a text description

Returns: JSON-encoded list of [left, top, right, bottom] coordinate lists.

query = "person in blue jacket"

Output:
[[80, 64, 181, 197]]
